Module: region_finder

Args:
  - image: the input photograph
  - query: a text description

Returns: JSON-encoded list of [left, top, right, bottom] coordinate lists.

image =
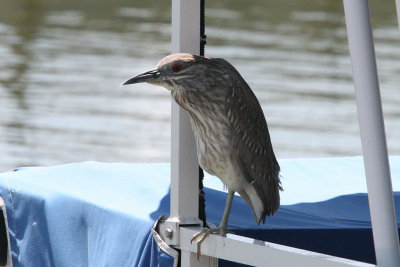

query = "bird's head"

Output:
[[123, 53, 219, 92]]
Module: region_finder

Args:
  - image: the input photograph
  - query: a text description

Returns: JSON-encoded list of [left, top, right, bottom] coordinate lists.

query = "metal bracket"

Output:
[[159, 216, 203, 247], [160, 218, 180, 246]]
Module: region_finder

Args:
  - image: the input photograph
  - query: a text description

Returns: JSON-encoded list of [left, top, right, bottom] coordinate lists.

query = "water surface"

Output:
[[0, 0, 399, 171]]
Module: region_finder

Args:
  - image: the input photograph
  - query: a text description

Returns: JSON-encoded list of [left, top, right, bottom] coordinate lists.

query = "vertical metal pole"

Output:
[[396, 0, 400, 31], [181, 252, 217, 267], [343, 1, 400, 266], [169, 0, 202, 225], [168, 1, 217, 266]]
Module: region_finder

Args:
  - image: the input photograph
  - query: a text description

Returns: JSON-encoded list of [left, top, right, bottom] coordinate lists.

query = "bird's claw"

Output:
[[190, 228, 208, 244], [191, 228, 233, 261]]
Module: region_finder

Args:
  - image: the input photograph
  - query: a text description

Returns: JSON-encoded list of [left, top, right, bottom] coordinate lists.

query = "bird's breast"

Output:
[[189, 111, 232, 180], [171, 89, 233, 180]]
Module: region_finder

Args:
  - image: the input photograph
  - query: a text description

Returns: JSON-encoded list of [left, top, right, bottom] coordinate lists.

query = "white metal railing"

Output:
[[161, 0, 400, 266], [180, 227, 375, 267]]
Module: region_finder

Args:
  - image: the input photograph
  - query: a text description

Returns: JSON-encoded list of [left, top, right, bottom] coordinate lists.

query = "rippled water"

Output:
[[0, 0, 399, 171]]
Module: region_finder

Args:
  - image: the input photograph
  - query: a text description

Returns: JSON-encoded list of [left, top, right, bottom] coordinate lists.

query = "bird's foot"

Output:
[[190, 227, 234, 260]]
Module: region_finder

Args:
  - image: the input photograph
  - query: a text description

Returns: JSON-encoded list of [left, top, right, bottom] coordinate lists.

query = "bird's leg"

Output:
[[191, 190, 235, 260]]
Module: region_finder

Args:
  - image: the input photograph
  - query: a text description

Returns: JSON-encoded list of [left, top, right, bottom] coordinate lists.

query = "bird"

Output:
[[123, 53, 282, 258]]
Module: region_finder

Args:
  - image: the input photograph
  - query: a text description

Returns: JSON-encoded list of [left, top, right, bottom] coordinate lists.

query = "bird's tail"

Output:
[[239, 168, 281, 224]]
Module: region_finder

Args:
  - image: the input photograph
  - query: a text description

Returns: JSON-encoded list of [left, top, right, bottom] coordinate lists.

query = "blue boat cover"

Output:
[[0, 157, 399, 266]]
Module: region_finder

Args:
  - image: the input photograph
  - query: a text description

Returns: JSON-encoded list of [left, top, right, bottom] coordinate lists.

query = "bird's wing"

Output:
[[225, 64, 281, 224]]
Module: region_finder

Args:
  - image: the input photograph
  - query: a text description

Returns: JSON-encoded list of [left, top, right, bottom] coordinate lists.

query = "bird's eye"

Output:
[[171, 64, 182, 73]]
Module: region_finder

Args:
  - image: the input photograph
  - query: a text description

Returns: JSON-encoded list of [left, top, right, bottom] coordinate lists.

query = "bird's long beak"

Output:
[[122, 69, 161, 85]]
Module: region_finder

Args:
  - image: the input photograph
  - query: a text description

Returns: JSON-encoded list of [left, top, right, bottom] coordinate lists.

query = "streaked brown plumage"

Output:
[[123, 53, 282, 256]]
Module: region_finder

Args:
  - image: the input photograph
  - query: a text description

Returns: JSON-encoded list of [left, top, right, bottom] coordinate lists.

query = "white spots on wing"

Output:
[[254, 146, 264, 156], [230, 113, 235, 123], [247, 139, 252, 148]]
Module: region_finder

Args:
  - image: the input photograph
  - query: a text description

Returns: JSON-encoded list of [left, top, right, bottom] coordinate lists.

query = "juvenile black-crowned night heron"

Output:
[[123, 53, 282, 257]]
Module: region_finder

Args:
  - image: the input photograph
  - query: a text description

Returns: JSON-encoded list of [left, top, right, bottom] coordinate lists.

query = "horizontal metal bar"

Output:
[[180, 227, 375, 267]]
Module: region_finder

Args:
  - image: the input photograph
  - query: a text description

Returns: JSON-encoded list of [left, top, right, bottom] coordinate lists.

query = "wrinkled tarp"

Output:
[[0, 156, 399, 266]]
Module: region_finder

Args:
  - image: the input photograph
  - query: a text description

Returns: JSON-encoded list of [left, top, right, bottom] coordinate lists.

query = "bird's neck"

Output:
[[171, 88, 225, 113]]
